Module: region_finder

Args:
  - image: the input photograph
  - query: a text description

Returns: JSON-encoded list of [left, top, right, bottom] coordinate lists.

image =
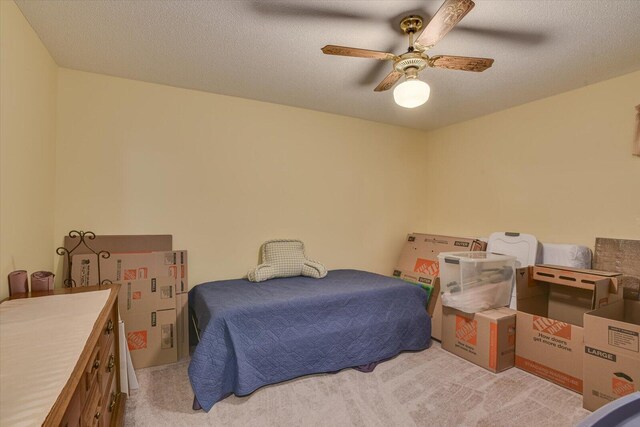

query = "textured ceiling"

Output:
[[15, 0, 640, 131]]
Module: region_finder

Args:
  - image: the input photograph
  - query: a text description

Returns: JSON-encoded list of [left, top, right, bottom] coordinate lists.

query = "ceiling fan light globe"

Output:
[[393, 79, 430, 108]]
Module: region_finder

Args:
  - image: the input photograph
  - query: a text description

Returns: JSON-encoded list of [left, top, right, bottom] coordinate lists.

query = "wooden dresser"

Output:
[[0, 285, 126, 426]]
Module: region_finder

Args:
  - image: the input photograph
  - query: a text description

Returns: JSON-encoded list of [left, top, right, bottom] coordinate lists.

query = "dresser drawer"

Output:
[[99, 306, 117, 351], [81, 381, 102, 427], [84, 344, 102, 395], [101, 373, 118, 427], [99, 338, 116, 394], [60, 383, 84, 427]]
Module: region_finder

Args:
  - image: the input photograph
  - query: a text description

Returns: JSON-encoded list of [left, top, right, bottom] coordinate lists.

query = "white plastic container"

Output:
[[487, 232, 542, 309], [486, 232, 542, 266], [438, 251, 517, 313]]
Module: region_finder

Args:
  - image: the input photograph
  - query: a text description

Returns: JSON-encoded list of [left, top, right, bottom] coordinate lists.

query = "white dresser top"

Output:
[[0, 290, 110, 426]]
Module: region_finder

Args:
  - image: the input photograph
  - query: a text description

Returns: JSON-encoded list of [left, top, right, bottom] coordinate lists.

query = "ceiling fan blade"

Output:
[[428, 55, 494, 72], [374, 71, 403, 92], [322, 45, 397, 61], [415, 0, 475, 51]]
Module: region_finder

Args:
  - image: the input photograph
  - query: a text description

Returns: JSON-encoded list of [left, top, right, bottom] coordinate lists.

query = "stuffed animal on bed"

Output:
[[247, 240, 328, 282]]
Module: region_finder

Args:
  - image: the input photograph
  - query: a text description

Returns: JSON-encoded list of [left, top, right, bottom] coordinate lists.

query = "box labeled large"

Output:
[[515, 265, 621, 394], [395, 233, 486, 340], [125, 309, 177, 369], [583, 299, 640, 411], [118, 277, 176, 319], [441, 306, 516, 372]]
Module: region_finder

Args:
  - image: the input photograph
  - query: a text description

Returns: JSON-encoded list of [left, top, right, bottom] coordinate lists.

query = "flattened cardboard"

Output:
[[394, 271, 440, 316], [71, 250, 188, 293], [118, 277, 176, 319], [175, 292, 189, 360], [432, 297, 443, 342], [594, 238, 640, 300], [62, 234, 172, 280], [583, 300, 640, 411], [515, 265, 622, 394], [125, 309, 177, 369], [396, 234, 486, 277], [442, 306, 516, 373], [395, 233, 486, 341]]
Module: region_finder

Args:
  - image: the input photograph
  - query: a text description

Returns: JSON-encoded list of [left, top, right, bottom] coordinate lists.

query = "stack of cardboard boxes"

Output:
[[394, 233, 518, 374], [395, 234, 640, 412], [393, 233, 486, 341], [71, 243, 189, 369], [512, 240, 640, 412]]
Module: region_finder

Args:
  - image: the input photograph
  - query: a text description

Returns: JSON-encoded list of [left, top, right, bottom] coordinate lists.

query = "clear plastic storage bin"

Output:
[[437, 252, 516, 313]]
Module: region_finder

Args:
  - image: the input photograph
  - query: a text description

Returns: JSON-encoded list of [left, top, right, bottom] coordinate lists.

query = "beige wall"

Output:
[[0, 1, 58, 300], [4, 1, 639, 298], [423, 71, 640, 247], [55, 69, 428, 287]]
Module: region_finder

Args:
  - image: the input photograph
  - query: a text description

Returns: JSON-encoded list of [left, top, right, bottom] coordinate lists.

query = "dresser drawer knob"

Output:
[[105, 319, 114, 335], [92, 359, 100, 371], [107, 354, 115, 373], [94, 411, 101, 420]]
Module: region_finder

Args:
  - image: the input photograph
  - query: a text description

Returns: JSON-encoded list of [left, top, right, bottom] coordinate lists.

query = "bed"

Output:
[[188, 269, 431, 411]]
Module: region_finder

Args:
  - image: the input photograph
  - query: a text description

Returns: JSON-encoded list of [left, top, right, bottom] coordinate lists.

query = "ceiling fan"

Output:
[[321, 0, 494, 108]]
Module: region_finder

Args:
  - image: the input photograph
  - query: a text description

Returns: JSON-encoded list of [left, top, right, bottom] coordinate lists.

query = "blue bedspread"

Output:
[[188, 269, 431, 411]]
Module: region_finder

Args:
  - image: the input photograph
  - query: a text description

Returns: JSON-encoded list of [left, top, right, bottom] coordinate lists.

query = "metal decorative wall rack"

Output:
[[56, 230, 112, 287]]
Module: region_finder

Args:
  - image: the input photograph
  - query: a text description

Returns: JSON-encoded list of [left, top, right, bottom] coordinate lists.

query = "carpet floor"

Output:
[[125, 342, 591, 426]]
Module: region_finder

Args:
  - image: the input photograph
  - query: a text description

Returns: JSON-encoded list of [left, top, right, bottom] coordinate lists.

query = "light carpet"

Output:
[[125, 342, 591, 426]]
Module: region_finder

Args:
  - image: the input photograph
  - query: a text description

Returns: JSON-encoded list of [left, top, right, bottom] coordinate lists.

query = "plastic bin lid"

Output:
[[437, 251, 517, 263], [487, 232, 541, 267]]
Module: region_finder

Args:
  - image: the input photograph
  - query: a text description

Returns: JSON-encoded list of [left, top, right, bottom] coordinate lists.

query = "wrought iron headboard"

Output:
[[56, 230, 112, 287]]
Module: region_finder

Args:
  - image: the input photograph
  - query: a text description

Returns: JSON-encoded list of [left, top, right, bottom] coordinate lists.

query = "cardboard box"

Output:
[[432, 297, 443, 342], [62, 234, 172, 281], [175, 292, 190, 360], [396, 234, 487, 277], [594, 238, 640, 300], [394, 271, 440, 316], [125, 309, 177, 369], [583, 299, 640, 411], [442, 306, 516, 372], [394, 233, 487, 341], [71, 250, 188, 292], [118, 277, 176, 319], [515, 265, 622, 393]]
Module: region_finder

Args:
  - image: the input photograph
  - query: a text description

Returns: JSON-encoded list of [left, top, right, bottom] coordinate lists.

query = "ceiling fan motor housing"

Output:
[[394, 55, 428, 76]]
